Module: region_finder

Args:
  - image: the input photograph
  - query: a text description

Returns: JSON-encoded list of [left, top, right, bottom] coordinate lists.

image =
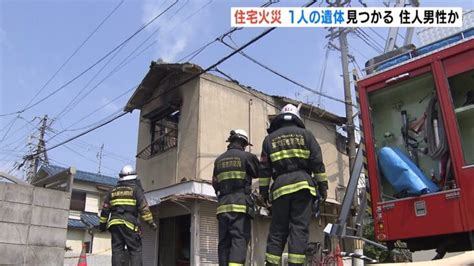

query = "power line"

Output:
[[177, 0, 275, 63], [0, 0, 124, 146], [26, 0, 125, 109], [55, 0, 195, 122], [218, 39, 356, 108], [0, 0, 179, 117], [26, 0, 317, 159], [47, 85, 136, 143]]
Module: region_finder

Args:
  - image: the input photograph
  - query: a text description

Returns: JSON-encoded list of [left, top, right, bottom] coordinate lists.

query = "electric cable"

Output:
[[55, 0, 193, 121], [177, 0, 275, 63], [0, 0, 179, 117], [28, 0, 317, 159], [218, 39, 356, 108]]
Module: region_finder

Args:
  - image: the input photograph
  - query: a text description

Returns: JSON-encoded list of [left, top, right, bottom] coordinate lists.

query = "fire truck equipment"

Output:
[[378, 147, 439, 197]]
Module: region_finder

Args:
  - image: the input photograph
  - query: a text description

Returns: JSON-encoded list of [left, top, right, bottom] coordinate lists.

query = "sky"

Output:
[[0, 0, 472, 178]]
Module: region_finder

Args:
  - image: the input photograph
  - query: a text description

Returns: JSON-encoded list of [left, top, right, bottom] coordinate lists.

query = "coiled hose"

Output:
[[425, 94, 448, 159]]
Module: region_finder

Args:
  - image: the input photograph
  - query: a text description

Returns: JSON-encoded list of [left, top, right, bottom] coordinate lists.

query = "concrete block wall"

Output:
[[0, 182, 70, 265]]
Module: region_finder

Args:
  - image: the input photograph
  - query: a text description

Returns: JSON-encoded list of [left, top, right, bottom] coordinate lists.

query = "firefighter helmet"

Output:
[[280, 103, 302, 119], [119, 165, 137, 181], [227, 129, 252, 146]]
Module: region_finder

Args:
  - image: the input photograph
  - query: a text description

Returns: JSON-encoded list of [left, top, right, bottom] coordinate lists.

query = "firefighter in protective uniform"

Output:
[[99, 165, 157, 266], [259, 104, 328, 266], [212, 129, 260, 266]]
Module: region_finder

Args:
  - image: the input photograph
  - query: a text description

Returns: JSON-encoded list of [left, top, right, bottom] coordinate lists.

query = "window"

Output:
[[448, 69, 474, 165], [137, 104, 180, 160], [70, 191, 86, 211], [150, 110, 179, 156]]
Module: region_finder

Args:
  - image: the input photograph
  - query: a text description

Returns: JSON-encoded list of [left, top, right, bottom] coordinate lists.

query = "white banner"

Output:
[[230, 7, 463, 28]]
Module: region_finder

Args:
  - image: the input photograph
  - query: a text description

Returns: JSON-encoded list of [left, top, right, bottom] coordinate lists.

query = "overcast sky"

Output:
[[0, 0, 471, 178]]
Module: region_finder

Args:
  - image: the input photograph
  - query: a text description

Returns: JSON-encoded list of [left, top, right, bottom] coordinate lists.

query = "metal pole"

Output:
[[384, 0, 405, 52], [338, 27, 357, 170]]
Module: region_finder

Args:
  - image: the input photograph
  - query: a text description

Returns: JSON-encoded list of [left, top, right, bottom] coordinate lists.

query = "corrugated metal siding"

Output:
[[199, 203, 218, 265], [141, 219, 157, 266]]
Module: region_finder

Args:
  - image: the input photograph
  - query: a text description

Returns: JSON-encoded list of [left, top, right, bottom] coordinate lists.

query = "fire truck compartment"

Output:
[[368, 72, 452, 201]]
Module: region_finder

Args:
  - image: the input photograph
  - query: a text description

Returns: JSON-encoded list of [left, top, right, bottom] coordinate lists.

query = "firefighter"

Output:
[[212, 129, 260, 266], [99, 165, 157, 266], [259, 104, 328, 266]]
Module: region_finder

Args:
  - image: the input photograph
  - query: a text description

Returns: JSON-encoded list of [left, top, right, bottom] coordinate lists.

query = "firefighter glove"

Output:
[[151, 222, 158, 231], [318, 181, 328, 203], [99, 223, 107, 232]]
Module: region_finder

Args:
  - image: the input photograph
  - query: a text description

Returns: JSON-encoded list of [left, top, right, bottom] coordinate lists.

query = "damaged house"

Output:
[[124, 62, 350, 265]]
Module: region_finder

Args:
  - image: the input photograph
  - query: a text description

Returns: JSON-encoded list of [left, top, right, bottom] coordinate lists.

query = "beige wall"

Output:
[[92, 232, 112, 255], [66, 229, 84, 254], [136, 76, 200, 191], [135, 73, 348, 200], [197, 74, 278, 182], [305, 120, 350, 202]]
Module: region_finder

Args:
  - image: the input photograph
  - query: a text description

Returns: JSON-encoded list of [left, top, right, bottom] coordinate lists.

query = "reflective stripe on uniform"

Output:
[[107, 219, 137, 231], [110, 198, 137, 206], [288, 253, 306, 264], [314, 172, 328, 182], [272, 180, 316, 200], [265, 253, 281, 264], [228, 263, 244, 266], [216, 204, 247, 215], [141, 213, 153, 221], [259, 177, 271, 186], [269, 149, 310, 162], [217, 171, 246, 182], [99, 216, 108, 223]]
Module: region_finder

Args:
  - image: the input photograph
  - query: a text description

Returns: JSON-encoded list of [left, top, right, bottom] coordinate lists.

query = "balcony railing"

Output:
[[136, 130, 178, 160]]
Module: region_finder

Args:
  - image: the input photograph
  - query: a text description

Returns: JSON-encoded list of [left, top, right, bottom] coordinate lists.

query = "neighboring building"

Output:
[[125, 62, 350, 265], [34, 165, 118, 265]]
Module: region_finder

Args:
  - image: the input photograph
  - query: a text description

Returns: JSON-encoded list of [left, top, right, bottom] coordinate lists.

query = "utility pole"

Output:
[[327, 0, 357, 169], [338, 28, 357, 170], [26, 115, 49, 182], [97, 144, 104, 174]]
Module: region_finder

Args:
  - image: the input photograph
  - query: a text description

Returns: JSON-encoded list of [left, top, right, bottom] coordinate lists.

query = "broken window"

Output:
[[137, 104, 180, 160], [150, 110, 179, 156]]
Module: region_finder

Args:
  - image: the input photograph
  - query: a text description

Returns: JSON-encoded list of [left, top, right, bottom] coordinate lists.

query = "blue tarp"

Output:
[[378, 147, 440, 196]]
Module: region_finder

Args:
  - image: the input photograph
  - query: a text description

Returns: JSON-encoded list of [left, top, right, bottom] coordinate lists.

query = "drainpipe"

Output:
[[248, 99, 253, 153]]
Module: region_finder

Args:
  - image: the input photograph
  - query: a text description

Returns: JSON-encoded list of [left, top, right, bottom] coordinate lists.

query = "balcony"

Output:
[[136, 130, 178, 160]]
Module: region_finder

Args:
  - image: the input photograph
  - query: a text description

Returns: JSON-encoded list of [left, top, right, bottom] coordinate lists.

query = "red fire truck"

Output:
[[357, 27, 474, 257]]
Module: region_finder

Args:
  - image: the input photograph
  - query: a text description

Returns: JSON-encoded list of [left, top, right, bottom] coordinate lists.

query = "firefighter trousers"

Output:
[[265, 189, 313, 266], [218, 212, 251, 266], [110, 224, 142, 266]]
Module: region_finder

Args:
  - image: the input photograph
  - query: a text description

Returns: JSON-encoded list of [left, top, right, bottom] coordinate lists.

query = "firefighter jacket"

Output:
[[99, 179, 154, 231], [212, 144, 260, 217], [259, 113, 328, 201]]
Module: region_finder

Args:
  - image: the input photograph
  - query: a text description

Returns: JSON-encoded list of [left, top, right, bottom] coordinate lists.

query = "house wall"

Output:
[[65, 229, 84, 254], [136, 77, 200, 191], [305, 121, 350, 202], [197, 74, 278, 182], [197, 74, 349, 203], [92, 232, 112, 254]]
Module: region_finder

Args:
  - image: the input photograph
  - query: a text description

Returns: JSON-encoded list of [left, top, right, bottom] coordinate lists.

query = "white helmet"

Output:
[[281, 103, 302, 119], [227, 129, 252, 146], [119, 165, 137, 181]]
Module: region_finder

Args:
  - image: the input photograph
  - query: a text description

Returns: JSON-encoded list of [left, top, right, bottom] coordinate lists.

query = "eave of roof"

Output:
[[124, 62, 203, 112], [126, 62, 346, 125], [39, 165, 117, 186]]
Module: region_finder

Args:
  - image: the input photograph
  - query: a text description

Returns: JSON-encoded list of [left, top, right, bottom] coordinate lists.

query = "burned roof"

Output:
[[126, 61, 346, 125], [125, 62, 202, 112]]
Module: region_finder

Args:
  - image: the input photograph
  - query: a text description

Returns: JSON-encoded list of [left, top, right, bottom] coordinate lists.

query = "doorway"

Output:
[[158, 214, 191, 266]]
